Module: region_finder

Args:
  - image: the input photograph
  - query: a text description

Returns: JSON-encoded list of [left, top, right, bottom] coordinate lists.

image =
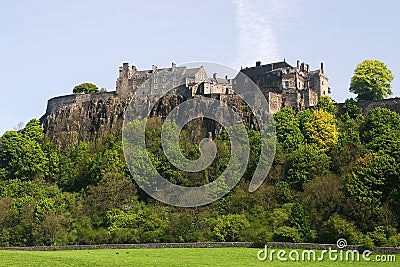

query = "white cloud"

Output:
[[233, 0, 290, 68]]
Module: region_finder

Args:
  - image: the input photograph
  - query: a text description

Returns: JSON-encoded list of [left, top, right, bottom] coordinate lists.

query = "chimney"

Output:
[[152, 65, 157, 72], [297, 60, 300, 69], [256, 61, 261, 67], [172, 62, 176, 68], [320, 62, 324, 74], [213, 73, 217, 79], [225, 75, 228, 80]]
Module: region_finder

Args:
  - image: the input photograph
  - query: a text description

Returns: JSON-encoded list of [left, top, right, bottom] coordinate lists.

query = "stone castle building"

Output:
[[116, 62, 208, 97], [116, 60, 329, 113], [241, 60, 330, 113]]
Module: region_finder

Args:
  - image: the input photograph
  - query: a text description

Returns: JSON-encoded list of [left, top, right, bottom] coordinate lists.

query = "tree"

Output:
[[273, 107, 304, 150], [344, 153, 398, 206], [73, 83, 99, 94], [305, 109, 339, 149], [315, 96, 337, 114], [0, 120, 49, 180], [341, 98, 363, 119], [349, 60, 394, 101], [286, 144, 330, 190], [361, 107, 400, 144]]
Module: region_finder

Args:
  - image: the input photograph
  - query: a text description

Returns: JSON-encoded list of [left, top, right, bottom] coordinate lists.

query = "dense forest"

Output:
[[1, 96, 400, 249]]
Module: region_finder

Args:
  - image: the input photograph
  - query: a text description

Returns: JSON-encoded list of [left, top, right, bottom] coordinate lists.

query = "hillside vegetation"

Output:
[[0, 97, 400, 248]]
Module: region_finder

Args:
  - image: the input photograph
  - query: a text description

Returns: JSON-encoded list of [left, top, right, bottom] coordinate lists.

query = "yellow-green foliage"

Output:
[[305, 109, 338, 149]]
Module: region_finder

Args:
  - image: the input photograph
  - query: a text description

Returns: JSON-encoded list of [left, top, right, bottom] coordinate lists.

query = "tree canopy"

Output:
[[349, 60, 394, 101], [1, 108, 400, 248], [73, 83, 99, 94]]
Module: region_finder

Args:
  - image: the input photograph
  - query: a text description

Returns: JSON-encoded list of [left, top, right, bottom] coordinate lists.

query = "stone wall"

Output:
[[45, 92, 117, 115], [1, 242, 399, 254], [336, 97, 400, 115]]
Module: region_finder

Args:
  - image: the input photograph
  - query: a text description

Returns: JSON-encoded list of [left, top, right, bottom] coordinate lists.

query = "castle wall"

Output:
[[45, 92, 117, 115], [336, 97, 400, 115]]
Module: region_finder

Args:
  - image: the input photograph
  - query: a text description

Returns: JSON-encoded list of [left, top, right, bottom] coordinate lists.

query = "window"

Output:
[[285, 81, 289, 88], [141, 83, 145, 88], [154, 77, 158, 84], [162, 76, 166, 83], [172, 75, 177, 82], [153, 84, 158, 90]]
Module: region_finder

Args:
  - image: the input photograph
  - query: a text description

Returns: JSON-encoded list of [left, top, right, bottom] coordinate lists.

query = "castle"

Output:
[[115, 60, 329, 113], [41, 60, 331, 146], [116, 62, 234, 99], [241, 60, 329, 113]]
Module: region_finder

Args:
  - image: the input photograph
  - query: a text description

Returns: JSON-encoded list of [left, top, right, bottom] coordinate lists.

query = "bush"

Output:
[[367, 226, 387, 247], [273, 226, 302, 243], [320, 214, 363, 245], [387, 234, 400, 247]]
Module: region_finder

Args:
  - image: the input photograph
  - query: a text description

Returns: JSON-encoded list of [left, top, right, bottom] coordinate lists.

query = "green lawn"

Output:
[[0, 247, 398, 267]]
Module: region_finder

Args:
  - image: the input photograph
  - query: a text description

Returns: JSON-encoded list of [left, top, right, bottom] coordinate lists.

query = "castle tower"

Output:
[[116, 63, 136, 97]]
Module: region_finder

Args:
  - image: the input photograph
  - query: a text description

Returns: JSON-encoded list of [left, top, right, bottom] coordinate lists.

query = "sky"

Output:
[[1, 0, 399, 135]]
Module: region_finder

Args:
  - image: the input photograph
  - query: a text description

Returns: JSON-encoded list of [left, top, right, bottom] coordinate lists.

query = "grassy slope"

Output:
[[0, 248, 398, 267]]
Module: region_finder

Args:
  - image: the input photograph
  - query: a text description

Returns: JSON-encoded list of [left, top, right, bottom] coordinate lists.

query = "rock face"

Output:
[[41, 92, 127, 147], [40, 91, 263, 147]]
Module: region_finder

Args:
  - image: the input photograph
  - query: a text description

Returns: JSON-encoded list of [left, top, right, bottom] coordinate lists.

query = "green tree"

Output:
[[273, 107, 304, 150], [73, 82, 99, 94], [0, 120, 49, 180], [315, 96, 337, 114], [83, 173, 137, 216], [349, 60, 394, 101], [329, 115, 364, 173], [301, 175, 343, 229], [344, 153, 398, 206], [341, 98, 363, 119], [286, 144, 330, 190], [361, 107, 400, 144]]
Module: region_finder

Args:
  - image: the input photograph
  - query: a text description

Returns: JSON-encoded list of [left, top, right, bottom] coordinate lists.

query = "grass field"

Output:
[[0, 247, 398, 267]]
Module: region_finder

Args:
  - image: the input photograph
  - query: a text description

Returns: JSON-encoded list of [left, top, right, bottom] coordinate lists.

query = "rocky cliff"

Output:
[[40, 92, 260, 147]]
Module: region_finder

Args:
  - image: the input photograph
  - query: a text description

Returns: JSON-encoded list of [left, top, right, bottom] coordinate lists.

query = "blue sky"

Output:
[[1, 0, 399, 135]]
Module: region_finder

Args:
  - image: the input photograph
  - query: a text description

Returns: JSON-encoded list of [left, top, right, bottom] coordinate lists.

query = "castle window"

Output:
[[172, 75, 177, 82], [285, 81, 289, 88], [162, 76, 166, 83], [154, 84, 158, 90], [323, 91, 326, 95], [154, 77, 158, 84]]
